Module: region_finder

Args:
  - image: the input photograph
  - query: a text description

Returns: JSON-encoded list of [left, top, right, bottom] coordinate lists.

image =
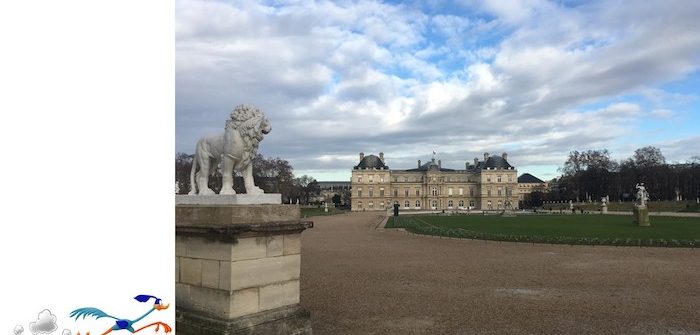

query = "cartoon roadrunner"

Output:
[[70, 295, 171, 334]]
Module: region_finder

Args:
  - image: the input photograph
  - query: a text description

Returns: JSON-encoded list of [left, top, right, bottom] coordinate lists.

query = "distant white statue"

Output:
[[189, 105, 271, 195], [601, 196, 607, 205], [635, 183, 649, 207]]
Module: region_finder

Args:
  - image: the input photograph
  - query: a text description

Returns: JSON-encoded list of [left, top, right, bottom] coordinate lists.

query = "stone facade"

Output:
[[516, 173, 549, 203], [351, 152, 519, 211], [176, 195, 312, 334]]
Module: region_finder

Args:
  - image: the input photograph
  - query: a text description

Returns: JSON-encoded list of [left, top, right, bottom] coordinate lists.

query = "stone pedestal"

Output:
[[176, 194, 313, 335], [600, 204, 608, 214], [633, 205, 650, 227]]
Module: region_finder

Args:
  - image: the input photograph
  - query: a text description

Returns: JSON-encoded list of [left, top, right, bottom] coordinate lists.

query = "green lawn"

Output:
[[300, 207, 346, 217], [386, 214, 700, 247], [541, 201, 700, 212]]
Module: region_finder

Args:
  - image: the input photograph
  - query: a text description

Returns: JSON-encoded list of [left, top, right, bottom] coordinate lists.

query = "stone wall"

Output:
[[175, 195, 312, 335]]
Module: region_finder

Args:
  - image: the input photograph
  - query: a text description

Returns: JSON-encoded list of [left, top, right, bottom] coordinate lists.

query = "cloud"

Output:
[[14, 325, 24, 335], [29, 310, 57, 334], [176, 0, 700, 179], [61, 329, 71, 335]]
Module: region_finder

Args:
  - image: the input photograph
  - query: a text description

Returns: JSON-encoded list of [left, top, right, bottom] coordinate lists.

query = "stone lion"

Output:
[[188, 105, 271, 195]]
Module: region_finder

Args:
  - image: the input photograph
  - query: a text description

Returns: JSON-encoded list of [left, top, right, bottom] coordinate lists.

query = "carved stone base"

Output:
[[177, 194, 282, 205], [176, 304, 312, 335], [633, 205, 650, 227], [601, 205, 608, 214]]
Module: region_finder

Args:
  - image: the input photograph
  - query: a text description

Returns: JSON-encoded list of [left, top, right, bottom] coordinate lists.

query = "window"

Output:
[[469, 200, 475, 207], [393, 189, 398, 196], [369, 187, 374, 197], [459, 200, 464, 207], [508, 175, 512, 182], [497, 187, 502, 196], [358, 188, 362, 197], [380, 176, 384, 183], [487, 189, 491, 196], [357, 201, 363, 209], [432, 200, 438, 209], [487, 200, 492, 209], [459, 188, 464, 195], [369, 175, 373, 183], [432, 187, 438, 196], [380, 201, 384, 208], [448, 188, 453, 196], [416, 188, 420, 196], [448, 200, 453, 208], [487, 175, 491, 182], [358, 176, 362, 183], [404, 200, 410, 208], [369, 201, 374, 209], [380, 187, 384, 197], [497, 175, 502, 182], [405, 188, 409, 196], [416, 200, 421, 208], [470, 187, 474, 196], [498, 200, 503, 209]]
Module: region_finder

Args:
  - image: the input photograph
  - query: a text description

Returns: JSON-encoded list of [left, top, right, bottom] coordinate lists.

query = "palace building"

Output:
[[351, 152, 524, 211]]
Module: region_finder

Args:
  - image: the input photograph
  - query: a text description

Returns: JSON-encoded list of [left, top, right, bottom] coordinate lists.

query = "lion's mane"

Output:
[[225, 104, 266, 168]]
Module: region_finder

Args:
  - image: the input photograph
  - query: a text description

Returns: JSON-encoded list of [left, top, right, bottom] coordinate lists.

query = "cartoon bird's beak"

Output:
[[154, 303, 170, 311]]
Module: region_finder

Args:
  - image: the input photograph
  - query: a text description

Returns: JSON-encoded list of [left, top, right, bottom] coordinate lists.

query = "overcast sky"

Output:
[[176, 0, 700, 181]]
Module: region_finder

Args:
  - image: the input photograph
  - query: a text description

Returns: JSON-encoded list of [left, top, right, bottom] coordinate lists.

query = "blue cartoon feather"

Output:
[[70, 295, 171, 335]]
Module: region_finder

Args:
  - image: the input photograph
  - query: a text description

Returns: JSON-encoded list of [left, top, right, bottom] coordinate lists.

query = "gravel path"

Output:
[[300, 212, 700, 335]]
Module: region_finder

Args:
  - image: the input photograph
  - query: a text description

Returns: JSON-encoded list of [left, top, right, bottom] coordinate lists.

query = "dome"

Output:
[[482, 155, 513, 169], [354, 154, 388, 169]]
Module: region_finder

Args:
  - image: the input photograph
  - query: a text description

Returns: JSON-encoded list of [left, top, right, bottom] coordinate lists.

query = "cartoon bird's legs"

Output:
[[133, 322, 172, 334]]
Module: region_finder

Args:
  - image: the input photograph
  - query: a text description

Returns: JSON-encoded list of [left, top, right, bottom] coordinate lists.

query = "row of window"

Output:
[[356, 174, 515, 184], [356, 199, 480, 209], [485, 175, 514, 183], [357, 187, 484, 197]]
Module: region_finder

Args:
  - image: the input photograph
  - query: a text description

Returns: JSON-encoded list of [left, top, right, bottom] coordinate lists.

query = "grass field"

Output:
[[386, 214, 700, 247], [541, 200, 700, 212], [301, 207, 346, 217]]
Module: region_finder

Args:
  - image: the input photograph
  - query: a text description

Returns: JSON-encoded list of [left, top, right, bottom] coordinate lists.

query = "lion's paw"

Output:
[[247, 187, 264, 195]]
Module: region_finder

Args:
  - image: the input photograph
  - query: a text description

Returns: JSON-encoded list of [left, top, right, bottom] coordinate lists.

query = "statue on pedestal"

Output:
[[635, 183, 649, 207], [634, 183, 650, 226], [188, 105, 271, 195]]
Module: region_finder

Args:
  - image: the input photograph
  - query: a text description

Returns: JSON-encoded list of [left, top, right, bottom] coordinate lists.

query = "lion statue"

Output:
[[188, 105, 271, 195]]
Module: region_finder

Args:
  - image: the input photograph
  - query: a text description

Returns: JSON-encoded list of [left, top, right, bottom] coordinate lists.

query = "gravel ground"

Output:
[[300, 212, 700, 335]]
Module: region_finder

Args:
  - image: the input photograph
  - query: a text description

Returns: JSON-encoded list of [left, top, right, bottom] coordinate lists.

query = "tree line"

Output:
[[534, 146, 700, 205], [175, 153, 320, 204]]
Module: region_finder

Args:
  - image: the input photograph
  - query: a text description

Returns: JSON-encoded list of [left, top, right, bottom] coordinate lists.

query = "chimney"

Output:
[[379, 152, 384, 162], [438, 160, 441, 169], [418, 160, 421, 168], [502, 152, 508, 160], [474, 157, 479, 166], [484, 152, 489, 161], [359, 152, 364, 161]]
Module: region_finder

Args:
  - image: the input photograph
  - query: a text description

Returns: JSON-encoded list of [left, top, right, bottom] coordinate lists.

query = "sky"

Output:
[[176, 0, 700, 181]]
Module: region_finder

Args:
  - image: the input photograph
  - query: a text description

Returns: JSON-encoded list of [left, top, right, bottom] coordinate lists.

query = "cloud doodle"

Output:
[[29, 309, 58, 334], [14, 325, 24, 335]]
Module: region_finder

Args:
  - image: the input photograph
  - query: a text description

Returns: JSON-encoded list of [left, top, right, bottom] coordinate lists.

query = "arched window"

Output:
[[432, 200, 438, 209], [357, 201, 363, 209], [448, 200, 453, 208], [404, 200, 410, 208], [459, 200, 464, 207], [416, 200, 421, 208]]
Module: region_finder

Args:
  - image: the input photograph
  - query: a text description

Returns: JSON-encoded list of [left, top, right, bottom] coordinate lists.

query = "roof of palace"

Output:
[[477, 155, 514, 170], [517, 173, 545, 183], [404, 159, 455, 172], [354, 154, 388, 169]]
